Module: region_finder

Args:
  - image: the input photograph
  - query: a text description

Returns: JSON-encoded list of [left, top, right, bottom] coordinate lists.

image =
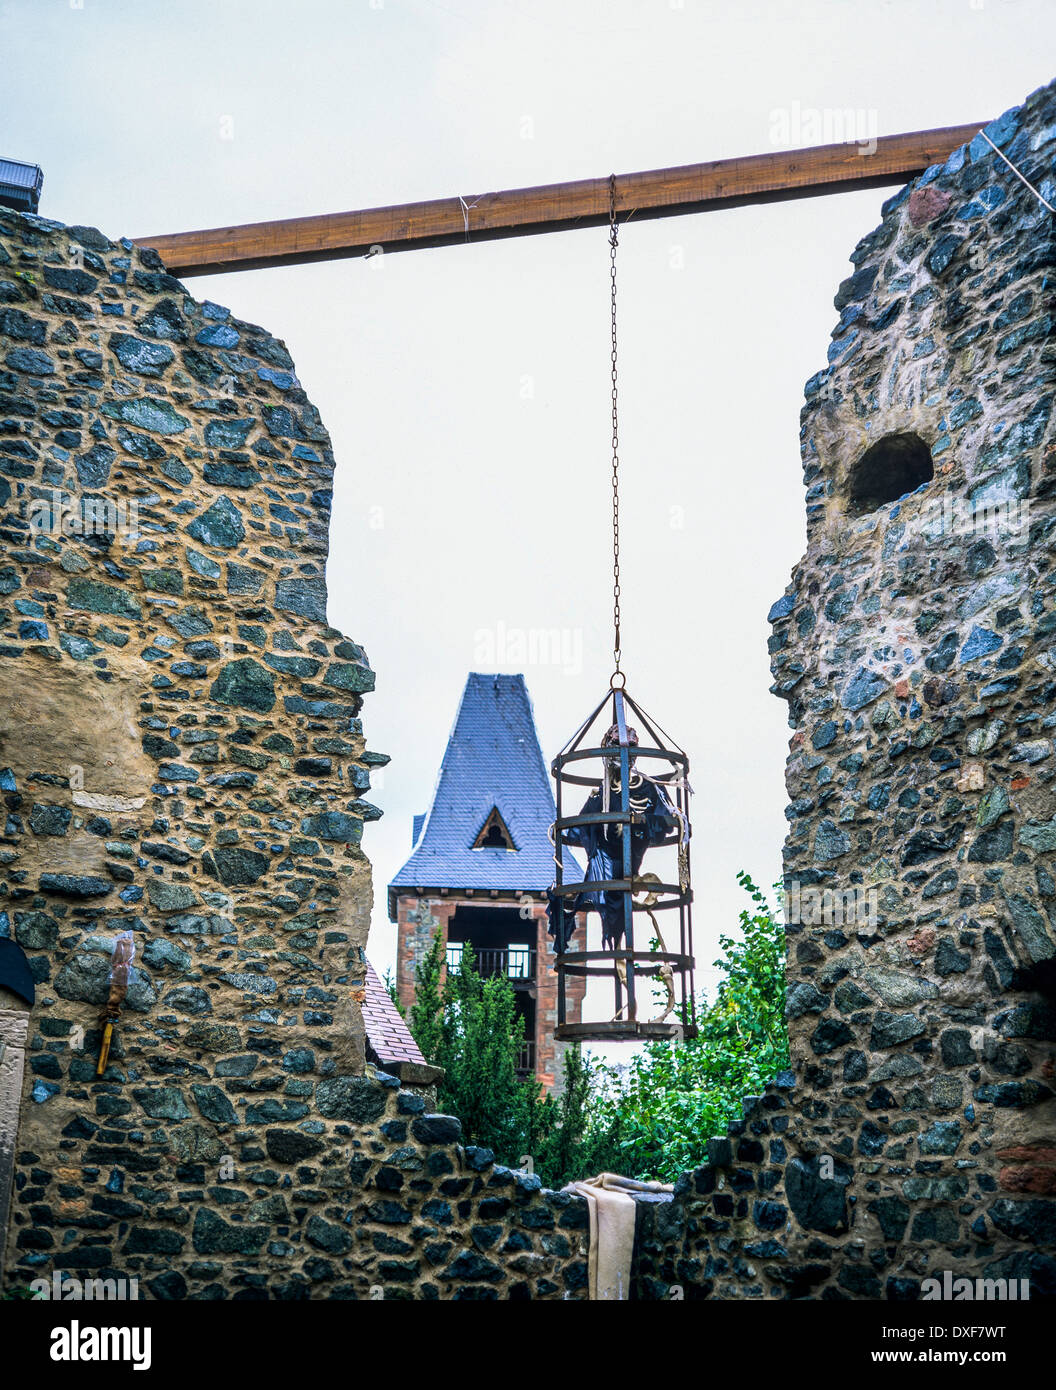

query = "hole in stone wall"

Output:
[[847, 432, 934, 515], [1012, 958, 1056, 999]]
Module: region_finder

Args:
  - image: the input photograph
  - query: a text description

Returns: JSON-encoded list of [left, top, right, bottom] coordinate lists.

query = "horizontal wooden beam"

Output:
[[136, 122, 984, 278]]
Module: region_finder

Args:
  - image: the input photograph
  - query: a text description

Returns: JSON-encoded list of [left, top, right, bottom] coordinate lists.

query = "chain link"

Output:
[[608, 173, 622, 683]]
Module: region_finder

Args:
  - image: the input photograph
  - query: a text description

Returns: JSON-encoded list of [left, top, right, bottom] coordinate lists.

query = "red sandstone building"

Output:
[[388, 673, 584, 1091]]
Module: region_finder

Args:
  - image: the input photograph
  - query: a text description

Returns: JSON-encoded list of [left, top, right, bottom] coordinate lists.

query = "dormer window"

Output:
[[473, 807, 516, 850]]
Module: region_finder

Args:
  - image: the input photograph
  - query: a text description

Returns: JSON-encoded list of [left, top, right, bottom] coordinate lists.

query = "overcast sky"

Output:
[[3, 0, 1054, 1024]]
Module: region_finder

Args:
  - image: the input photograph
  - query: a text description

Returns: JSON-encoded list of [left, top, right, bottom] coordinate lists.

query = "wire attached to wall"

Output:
[[978, 129, 1054, 214]]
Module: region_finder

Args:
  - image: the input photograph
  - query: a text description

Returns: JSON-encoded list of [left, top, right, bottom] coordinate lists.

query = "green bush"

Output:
[[406, 930, 620, 1181], [404, 872, 788, 1187], [591, 871, 789, 1182], [533, 1043, 623, 1188], [409, 932, 536, 1161]]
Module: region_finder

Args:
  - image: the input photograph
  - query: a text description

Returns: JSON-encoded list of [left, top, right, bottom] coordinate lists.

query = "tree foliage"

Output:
[[406, 930, 617, 1180], [403, 873, 788, 1187], [591, 872, 789, 1182], [533, 1043, 623, 1187], [409, 933, 534, 1161]]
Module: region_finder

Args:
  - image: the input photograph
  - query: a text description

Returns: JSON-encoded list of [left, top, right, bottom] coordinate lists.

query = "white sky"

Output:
[[3, 0, 1054, 1026]]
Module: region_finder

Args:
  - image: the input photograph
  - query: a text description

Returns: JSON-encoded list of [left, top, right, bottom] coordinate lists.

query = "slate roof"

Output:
[[0, 158, 41, 190], [387, 673, 579, 915], [0, 159, 43, 214], [362, 960, 427, 1069]]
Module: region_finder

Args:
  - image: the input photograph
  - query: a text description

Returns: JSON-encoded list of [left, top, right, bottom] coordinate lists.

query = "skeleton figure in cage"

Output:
[[626, 873, 677, 1023], [548, 724, 684, 1018]]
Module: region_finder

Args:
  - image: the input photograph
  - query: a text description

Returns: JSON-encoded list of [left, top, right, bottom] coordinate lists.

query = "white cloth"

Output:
[[562, 1172, 672, 1300]]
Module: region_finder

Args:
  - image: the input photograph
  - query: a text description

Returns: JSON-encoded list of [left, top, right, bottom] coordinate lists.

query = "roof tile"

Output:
[[362, 960, 427, 1067], [389, 673, 579, 898]]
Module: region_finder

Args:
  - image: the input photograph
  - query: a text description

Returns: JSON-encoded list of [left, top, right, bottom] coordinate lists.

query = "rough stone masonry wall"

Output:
[[0, 208, 590, 1298], [635, 77, 1056, 1299], [3, 74, 1055, 1303]]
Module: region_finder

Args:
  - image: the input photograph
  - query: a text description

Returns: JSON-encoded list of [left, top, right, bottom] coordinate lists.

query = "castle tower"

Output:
[[388, 673, 584, 1090]]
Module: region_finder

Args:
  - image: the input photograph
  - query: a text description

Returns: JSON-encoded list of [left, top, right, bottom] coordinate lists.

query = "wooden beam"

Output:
[[137, 122, 984, 278]]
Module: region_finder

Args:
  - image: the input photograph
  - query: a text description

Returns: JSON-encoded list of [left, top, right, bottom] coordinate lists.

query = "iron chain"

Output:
[[609, 173, 622, 685]]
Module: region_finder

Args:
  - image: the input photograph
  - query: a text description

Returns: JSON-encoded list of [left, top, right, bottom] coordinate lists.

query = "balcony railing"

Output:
[[515, 1040, 535, 1074], [446, 944, 536, 981]]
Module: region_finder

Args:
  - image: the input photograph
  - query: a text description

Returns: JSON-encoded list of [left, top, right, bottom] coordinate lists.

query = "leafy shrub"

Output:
[[583, 871, 789, 1182], [405, 872, 788, 1187]]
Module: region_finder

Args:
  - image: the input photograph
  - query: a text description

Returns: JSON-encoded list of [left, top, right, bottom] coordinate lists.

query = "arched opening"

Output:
[[848, 431, 934, 514]]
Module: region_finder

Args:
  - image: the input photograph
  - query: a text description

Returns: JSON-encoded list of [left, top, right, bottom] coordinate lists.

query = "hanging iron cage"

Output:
[[549, 683, 696, 1043]]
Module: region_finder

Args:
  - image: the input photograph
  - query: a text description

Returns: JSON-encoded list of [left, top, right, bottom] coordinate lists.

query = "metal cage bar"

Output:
[[550, 685, 695, 1043]]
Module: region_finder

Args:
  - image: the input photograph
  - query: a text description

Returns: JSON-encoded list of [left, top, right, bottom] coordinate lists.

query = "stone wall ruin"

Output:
[[2, 74, 1055, 1301], [636, 77, 1056, 1300]]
